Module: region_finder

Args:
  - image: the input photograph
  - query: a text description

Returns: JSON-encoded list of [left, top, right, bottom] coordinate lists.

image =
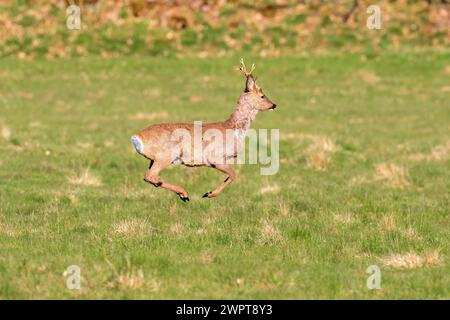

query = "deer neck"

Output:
[[226, 97, 258, 134]]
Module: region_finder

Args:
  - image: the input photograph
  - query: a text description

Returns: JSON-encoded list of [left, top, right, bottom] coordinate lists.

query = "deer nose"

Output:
[[271, 104, 277, 109]]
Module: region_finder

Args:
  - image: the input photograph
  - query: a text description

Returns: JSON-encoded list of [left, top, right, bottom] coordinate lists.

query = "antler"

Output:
[[239, 58, 255, 77]]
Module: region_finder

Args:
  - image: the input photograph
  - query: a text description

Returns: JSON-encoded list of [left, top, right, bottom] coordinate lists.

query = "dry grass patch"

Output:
[[109, 270, 160, 292], [122, 187, 155, 200], [401, 226, 423, 240], [169, 222, 184, 236], [68, 169, 102, 187], [200, 251, 215, 264], [382, 250, 441, 269], [259, 184, 280, 195], [29, 121, 42, 128], [190, 95, 204, 102], [347, 175, 370, 186], [105, 258, 160, 291], [0, 221, 16, 237], [306, 136, 336, 171], [410, 140, 450, 162], [280, 132, 316, 141], [257, 220, 283, 245], [280, 133, 337, 170], [1, 126, 11, 140], [117, 270, 145, 290], [380, 214, 397, 232], [18, 91, 33, 99], [353, 70, 380, 85], [129, 112, 168, 121], [333, 213, 356, 225], [142, 88, 161, 98], [203, 214, 217, 226], [195, 228, 206, 235], [112, 218, 152, 239], [76, 142, 93, 149], [444, 65, 450, 75], [278, 202, 290, 217], [374, 163, 411, 188], [104, 140, 114, 148]]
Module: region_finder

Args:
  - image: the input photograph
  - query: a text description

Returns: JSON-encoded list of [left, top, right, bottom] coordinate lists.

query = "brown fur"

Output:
[[132, 59, 276, 201]]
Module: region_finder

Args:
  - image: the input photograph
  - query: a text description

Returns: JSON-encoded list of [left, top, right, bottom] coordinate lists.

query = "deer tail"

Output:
[[131, 135, 145, 155]]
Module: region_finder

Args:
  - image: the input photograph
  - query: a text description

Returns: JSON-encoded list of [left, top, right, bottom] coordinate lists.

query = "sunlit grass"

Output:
[[0, 52, 448, 299]]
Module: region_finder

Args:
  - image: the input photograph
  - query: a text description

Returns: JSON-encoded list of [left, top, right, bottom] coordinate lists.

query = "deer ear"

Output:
[[245, 75, 256, 92]]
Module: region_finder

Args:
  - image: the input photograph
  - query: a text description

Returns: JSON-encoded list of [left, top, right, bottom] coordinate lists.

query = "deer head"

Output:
[[239, 58, 277, 112]]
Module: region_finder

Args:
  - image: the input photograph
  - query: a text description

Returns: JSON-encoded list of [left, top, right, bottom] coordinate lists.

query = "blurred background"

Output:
[[1, 0, 449, 59]]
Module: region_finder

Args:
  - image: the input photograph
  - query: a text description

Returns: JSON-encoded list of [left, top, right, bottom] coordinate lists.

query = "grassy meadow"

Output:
[[0, 52, 449, 299]]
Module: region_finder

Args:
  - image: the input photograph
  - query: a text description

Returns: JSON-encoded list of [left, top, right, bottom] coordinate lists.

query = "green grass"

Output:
[[0, 52, 449, 299]]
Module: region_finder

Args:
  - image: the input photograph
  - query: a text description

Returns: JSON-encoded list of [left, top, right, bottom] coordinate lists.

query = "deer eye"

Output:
[[260, 95, 264, 99]]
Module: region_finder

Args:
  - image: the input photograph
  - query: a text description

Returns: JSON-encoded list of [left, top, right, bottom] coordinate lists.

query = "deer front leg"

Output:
[[144, 160, 190, 202], [203, 164, 236, 199]]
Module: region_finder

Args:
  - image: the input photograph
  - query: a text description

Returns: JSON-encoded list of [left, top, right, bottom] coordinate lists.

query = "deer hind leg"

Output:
[[203, 164, 236, 199], [144, 160, 190, 202]]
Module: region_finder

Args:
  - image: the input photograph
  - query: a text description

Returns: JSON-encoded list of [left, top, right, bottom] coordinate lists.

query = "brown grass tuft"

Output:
[[410, 140, 450, 162], [353, 70, 380, 85], [1, 126, 11, 140], [200, 251, 215, 264], [374, 163, 411, 188], [0, 221, 15, 237], [333, 213, 356, 225], [444, 65, 450, 75], [204, 214, 217, 225], [259, 184, 280, 195], [278, 202, 290, 217], [169, 222, 184, 236], [280, 133, 336, 170], [129, 112, 168, 121], [380, 215, 397, 232], [382, 250, 441, 269], [280, 132, 316, 141], [195, 228, 206, 235], [142, 88, 161, 98], [117, 270, 145, 290], [77, 142, 93, 149], [306, 136, 336, 171], [68, 169, 102, 187], [257, 220, 283, 245], [106, 258, 160, 292], [112, 218, 151, 239], [190, 95, 204, 102], [402, 226, 422, 240], [347, 175, 370, 186]]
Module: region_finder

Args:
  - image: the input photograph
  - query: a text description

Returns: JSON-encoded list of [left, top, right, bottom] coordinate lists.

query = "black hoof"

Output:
[[202, 192, 211, 198], [179, 195, 190, 202]]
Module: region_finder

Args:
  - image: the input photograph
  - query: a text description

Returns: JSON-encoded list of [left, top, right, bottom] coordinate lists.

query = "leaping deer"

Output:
[[131, 59, 277, 201]]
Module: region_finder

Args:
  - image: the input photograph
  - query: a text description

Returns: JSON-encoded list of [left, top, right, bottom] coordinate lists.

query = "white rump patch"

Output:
[[131, 135, 144, 154]]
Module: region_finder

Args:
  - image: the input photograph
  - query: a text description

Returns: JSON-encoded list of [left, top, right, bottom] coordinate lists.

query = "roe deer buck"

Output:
[[131, 59, 277, 201]]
